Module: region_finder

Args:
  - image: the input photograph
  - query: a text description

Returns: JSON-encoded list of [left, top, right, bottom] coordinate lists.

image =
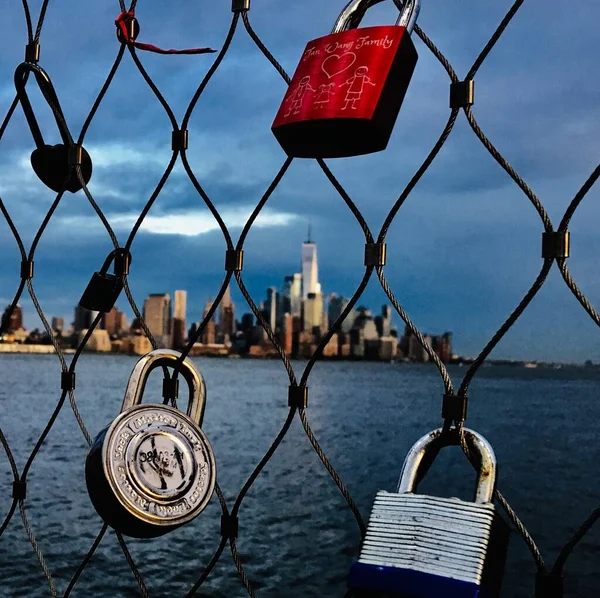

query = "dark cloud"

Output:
[[1, 1, 599, 362]]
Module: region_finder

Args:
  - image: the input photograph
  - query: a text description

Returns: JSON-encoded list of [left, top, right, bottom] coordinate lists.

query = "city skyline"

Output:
[[1, 232, 453, 364], [0, 3, 597, 363]]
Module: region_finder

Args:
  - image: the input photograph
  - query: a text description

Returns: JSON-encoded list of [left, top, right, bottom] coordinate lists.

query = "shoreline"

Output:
[[0, 344, 594, 369]]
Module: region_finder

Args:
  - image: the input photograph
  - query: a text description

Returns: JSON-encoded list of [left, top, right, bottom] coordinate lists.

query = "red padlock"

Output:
[[272, 0, 420, 159]]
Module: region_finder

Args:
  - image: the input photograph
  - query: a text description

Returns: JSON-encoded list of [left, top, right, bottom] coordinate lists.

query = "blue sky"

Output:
[[0, 1, 598, 362]]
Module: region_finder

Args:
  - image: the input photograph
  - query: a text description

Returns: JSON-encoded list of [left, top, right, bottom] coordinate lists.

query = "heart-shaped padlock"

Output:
[[14, 62, 92, 193]]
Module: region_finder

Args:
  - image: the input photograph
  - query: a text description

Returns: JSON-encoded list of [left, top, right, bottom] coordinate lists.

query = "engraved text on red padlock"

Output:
[[272, 25, 417, 159]]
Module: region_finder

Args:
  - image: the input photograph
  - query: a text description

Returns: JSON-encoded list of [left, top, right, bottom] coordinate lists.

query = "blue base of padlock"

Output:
[[348, 563, 486, 598]]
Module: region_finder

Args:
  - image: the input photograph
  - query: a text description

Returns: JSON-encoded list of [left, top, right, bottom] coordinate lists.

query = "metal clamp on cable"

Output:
[[535, 571, 564, 598], [61, 372, 76, 392], [542, 232, 570, 259], [289, 386, 308, 409], [113, 249, 131, 277], [25, 42, 40, 63], [232, 0, 251, 12], [68, 145, 84, 166], [12, 480, 27, 501], [172, 130, 188, 151], [225, 249, 244, 272], [442, 393, 468, 422], [221, 514, 239, 538], [364, 243, 387, 267], [116, 13, 140, 44], [450, 80, 475, 109], [21, 260, 34, 280], [163, 377, 180, 403]]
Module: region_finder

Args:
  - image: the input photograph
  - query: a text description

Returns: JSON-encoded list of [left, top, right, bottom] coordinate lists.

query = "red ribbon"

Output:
[[115, 11, 216, 55]]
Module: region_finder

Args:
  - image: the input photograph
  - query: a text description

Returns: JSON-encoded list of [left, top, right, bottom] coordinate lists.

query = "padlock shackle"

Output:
[[99, 248, 132, 276], [332, 0, 420, 35], [122, 349, 206, 427], [397, 428, 497, 504], [14, 62, 73, 149]]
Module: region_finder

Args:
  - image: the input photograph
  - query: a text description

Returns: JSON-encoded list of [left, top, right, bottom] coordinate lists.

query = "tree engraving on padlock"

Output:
[[348, 428, 510, 598], [272, 0, 420, 158], [85, 350, 216, 538]]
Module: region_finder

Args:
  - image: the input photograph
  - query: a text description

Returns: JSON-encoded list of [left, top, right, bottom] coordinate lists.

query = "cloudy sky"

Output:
[[0, 0, 598, 362]]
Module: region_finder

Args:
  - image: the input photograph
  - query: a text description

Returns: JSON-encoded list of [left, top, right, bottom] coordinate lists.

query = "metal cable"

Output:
[[1, 0, 599, 595]]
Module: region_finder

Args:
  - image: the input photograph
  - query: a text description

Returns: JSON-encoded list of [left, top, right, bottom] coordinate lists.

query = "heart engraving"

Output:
[[321, 52, 357, 79], [30, 144, 93, 193]]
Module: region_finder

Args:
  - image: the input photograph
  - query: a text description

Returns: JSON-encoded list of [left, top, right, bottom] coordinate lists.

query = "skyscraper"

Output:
[[301, 225, 320, 300], [173, 290, 187, 349], [304, 292, 324, 332], [328, 294, 349, 329], [143, 294, 171, 344], [74, 305, 98, 332], [281, 274, 302, 318], [219, 284, 235, 340], [174, 290, 187, 321], [265, 287, 278, 331], [51, 316, 64, 333], [104, 307, 127, 337]]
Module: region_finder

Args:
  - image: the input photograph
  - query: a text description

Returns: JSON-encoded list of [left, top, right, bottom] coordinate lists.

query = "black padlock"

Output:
[[79, 249, 131, 313], [14, 62, 92, 193]]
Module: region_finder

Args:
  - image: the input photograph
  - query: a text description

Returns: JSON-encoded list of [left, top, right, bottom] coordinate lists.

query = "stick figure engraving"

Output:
[[284, 76, 316, 117], [340, 66, 376, 111], [313, 82, 336, 108]]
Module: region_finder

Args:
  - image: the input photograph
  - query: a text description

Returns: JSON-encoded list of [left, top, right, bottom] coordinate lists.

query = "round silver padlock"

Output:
[[85, 349, 216, 538]]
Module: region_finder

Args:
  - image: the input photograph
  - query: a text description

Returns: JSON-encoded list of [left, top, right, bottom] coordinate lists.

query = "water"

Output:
[[0, 355, 599, 597]]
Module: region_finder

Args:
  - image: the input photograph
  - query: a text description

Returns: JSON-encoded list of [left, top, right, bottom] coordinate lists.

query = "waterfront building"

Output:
[[265, 287, 278, 331], [281, 274, 302, 318], [375, 305, 392, 338], [201, 320, 216, 345], [328, 294, 349, 330], [172, 290, 187, 349], [51, 316, 64, 333], [143, 293, 172, 348], [301, 226, 320, 300], [218, 284, 236, 340], [79, 329, 111, 352], [303, 292, 324, 332], [104, 307, 127, 337], [409, 334, 432, 363], [1, 305, 23, 334], [74, 304, 98, 332], [279, 312, 294, 356], [349, 308, 379, 359]]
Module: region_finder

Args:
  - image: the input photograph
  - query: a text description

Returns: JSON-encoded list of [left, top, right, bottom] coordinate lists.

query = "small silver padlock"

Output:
[[86, 350, 216, 538], [348, 428, 510, 597]]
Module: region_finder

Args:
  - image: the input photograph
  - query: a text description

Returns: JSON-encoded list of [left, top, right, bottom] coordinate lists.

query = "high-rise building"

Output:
[[281, 273, 302, 317], [301, 226, 320, 300], [265, 287, 278, 331], [51, 316, 64, 333], [174, 290, 187, 321], [1, 305, 23, 333], [219, 284, 235, 339], [173, 290, 187, 349], [328, 294, 349, 330], [375, 305, 392, 337], [74, 305, 98, 332], [203, 297, 215, 321], [104, 307, 127, 337], [143, 294, 171, 341], [303, 292, 324, 332]]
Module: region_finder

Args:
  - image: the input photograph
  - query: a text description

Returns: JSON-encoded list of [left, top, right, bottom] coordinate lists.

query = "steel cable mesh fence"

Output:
[[0, 0, 598, 596]]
